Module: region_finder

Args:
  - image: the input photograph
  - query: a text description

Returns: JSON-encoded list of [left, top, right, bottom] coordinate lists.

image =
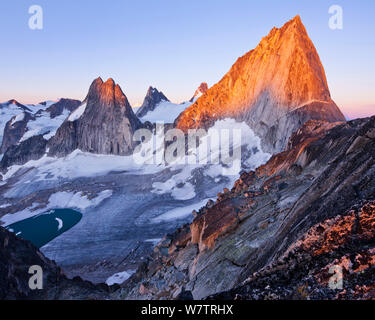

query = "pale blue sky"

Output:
[[0, 0, 374, 118]]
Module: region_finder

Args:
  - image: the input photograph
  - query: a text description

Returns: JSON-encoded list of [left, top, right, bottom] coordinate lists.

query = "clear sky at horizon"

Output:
[[0, 0, 374, 119]]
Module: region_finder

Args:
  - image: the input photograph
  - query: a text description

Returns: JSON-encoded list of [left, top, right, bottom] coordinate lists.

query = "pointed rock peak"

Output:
[[1, 99, 31, 112], [291, 14, 302, 24], [190, 82, 209, 102], [262, 14, 308, 44], [176, 16, 345, 153], [104, 78, 115, 86], [86, 77, 130, 106], [93, 77, 104, 85], [87, 77, 104, 95], [7, 99, 18, 104], [285, 14, 307, 32], [144, 86, 169, 102], [136, 86, 169, 117], [145, 86, 168, 100]]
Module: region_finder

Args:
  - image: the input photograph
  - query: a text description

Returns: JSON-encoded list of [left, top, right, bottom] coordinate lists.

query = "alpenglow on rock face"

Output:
[[136, 86, 169, 118], [48, 78, 142, 156], [175, 16, 345, 153], [189, 82, 209, 102]]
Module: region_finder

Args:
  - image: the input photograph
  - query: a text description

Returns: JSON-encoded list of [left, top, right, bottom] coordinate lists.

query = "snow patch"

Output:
[[140, 101, 192, 123], [48, 190, 112, 210], [68, 103, 87, 122], [105, 270, 136, 286], [10, 112, 25, 126], [1, 150, 163, 183], [55, 217, 63, 230], [145, 238, 162, 246], [151, 198, 210, 223], [21, 109, 70, 142]]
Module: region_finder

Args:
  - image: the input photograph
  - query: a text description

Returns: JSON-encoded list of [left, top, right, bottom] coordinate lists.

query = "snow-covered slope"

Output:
[[25, 101, 56, 113], [21, 108, 72, 141], [0, 98, 81, 156], [0, 118, 270, 283], [139, 101, 193, 123]]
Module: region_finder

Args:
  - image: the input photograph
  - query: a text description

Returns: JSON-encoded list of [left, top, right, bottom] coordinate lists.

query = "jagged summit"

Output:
[[48, 77, 142, 156], [175, 16, 345, 153], [85, 77, 130, 107], [136, 86, 169, 118], [1, 99, 31, 112], [189, 82, 208, 102]]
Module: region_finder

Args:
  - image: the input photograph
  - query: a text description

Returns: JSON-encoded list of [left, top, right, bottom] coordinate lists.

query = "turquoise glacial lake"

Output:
[[6, 209, 82, 248]]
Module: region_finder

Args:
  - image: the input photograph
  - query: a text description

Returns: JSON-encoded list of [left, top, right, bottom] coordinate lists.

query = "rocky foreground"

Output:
[[0, 226, 111, 299], [118, 116, 375, 300]]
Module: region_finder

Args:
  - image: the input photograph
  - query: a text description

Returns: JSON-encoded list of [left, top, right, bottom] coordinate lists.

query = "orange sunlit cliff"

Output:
[[175, 15, 345, 153]]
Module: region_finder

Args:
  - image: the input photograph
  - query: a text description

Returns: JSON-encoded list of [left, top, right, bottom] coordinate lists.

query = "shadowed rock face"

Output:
[[0, 99, 81, 155], [136, 86, 169, 118], [0, 226, 110, 300], [48, 78, 142, 156], [0, 135, 47, 170], [121, 116, 375, 300], [0, 112, 34, 154], [175, 16, 345, 153]]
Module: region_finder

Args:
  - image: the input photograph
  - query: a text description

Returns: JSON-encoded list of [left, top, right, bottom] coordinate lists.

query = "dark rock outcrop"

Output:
[[175, 16, 346, 153], [0, 135, 47, 170], [122, 116, 375, 300], [44, 98, 81, 118], [0, 98, 81, 157], [0, 226, 110, 299], [48, 78, 142, 156], [136, 86, 169, 118], [0, 112, 34, 154]]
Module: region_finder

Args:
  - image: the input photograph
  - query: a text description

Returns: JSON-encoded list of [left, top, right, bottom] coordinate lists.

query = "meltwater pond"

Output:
[[6, 209, 82, 248]]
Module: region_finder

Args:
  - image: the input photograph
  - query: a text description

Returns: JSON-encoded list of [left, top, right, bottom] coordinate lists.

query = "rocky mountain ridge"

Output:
[[175, 16, 345, 153], [47, 78, 142, 157], [0, 98, 81, 155], [136, 87, 170, 118], [189, 82, 208, 102]]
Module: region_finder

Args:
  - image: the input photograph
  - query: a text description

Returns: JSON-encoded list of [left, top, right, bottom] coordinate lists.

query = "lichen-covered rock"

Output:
[[210, 201, 375, 300]]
